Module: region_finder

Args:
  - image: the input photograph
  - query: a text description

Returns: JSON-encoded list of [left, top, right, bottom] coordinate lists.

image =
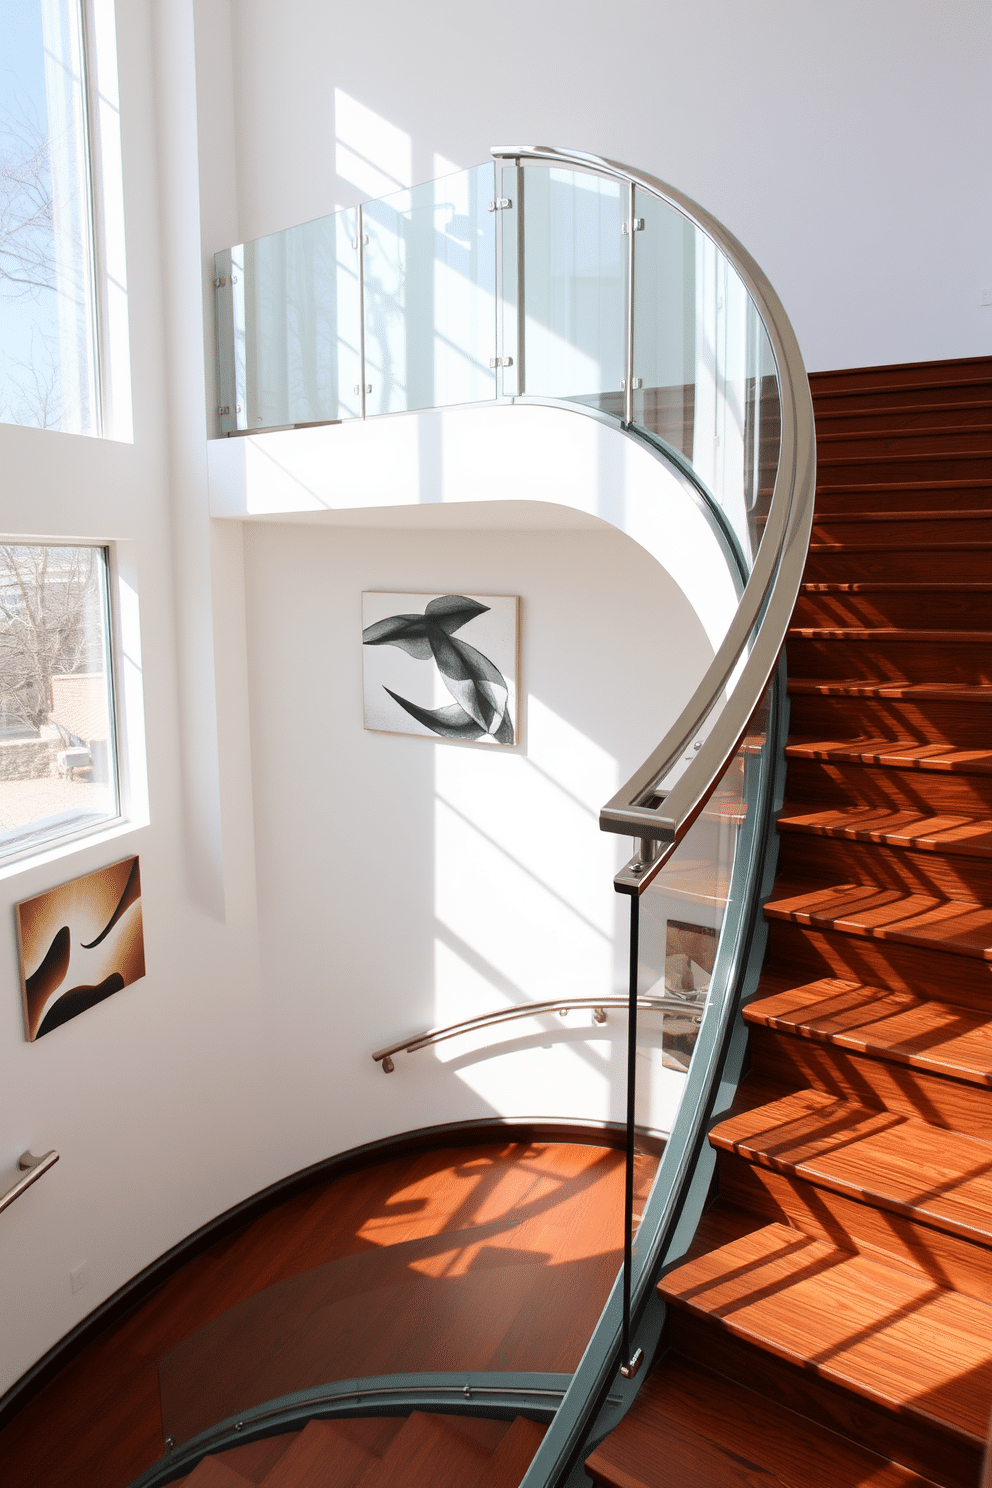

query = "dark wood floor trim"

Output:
[[0, 1116, 663, 1434]]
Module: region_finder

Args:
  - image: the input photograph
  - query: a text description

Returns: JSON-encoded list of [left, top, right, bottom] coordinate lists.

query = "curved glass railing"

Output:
[[134, 146, 816, 1488]]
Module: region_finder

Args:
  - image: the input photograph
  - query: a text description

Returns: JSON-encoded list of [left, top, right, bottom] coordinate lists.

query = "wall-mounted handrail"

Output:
[[372, 994, 701, 1072], [0, 1150, 58, 1216], [490, 146, 816, 890]]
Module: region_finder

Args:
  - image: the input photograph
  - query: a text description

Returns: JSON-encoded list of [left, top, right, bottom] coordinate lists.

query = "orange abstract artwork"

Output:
[[16, 856, 145, 1041]]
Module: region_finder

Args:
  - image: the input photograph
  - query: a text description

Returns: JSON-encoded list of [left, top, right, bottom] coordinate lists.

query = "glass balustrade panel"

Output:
[[518, 165, 626, 408], [225, 208, 362, 433], [631, 738, 747, 1145], [363, 164, 497, 416], [632, 190, 781, 567]]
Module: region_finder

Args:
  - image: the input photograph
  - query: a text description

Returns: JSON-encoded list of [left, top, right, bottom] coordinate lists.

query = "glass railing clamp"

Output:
[[619, 1347, 644, 1379]]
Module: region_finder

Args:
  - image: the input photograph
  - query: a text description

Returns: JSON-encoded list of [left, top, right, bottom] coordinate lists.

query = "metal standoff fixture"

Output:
[[0, 1149, 59, 1216]]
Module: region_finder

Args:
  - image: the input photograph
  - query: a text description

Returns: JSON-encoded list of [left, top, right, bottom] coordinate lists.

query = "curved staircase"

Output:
[[587, 355, 992, 1488]]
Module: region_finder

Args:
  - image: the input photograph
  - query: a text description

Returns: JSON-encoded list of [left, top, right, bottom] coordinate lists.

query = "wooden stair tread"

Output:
[[182, 1459, 254, 1487], [363, 1411, 491, 1488], [812, 508, 992, 523], [745, 976, 992, 1086], [258, 1419, 377, 1487], [710, 1083, 992, 1247], [585, 1353, 940, 1488], [658, 1212, 992, 1444], [788, 679, 992, 702], [800, 582, 992, 592], [787, 628, 992, 644], [807, 538, 992, 552], [765, 881, 992, 961], [777, 805, 992, 858], [786, 739, 992, 775], [474, 1416, 545, 1488]]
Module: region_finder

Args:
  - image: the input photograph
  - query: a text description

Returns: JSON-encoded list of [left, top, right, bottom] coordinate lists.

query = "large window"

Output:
[[0, 543, 120, 861], [0, 0, 127, 436]]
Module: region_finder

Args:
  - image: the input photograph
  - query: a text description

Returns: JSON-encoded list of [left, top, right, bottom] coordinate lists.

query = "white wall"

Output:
[[0, 0, 273, 1394], [242, 520, 712, 1164], [227, 0, 992, 372]]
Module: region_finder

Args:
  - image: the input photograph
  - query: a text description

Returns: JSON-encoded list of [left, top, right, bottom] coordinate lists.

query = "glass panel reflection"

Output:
[[363, 164, 497, 415], [231, 209, 362, 431], [520, 166, 625, 404], [632, 189, 781, 565]]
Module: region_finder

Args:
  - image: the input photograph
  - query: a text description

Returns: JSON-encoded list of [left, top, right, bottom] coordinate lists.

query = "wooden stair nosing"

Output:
[[776, 805, 992, 860], [787, 679, 992, 702], [764, 881, 992, 965], [785, 739, 992, 776], [743, 975, 992, 1089], [584, 1352, 942, 1488], [811, 509, 992, 526], [787, 628, 992, 644], [709, 1083, 992, 1251], [657, 1213, 992, 1448]]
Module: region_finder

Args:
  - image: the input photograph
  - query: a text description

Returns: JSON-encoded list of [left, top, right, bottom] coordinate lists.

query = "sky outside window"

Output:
[[0, 0, 99, 433]]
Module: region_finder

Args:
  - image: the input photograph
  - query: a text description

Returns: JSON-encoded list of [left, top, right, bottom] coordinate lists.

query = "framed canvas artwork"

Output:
[[362, 592, 519, 745], [16, 856, 145, 1041]]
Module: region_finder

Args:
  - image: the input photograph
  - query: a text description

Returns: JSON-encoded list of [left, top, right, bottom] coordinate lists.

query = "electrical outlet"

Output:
[[69, 1261, 89, 1294], [981, 287, 992, 307]]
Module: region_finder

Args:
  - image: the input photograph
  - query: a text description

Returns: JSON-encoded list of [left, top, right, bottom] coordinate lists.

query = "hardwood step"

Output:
[[744, 976, 992, 1089], [787, 691, 992, 749], [813, 479, 992, 514], [810, 512, 992, 546], [803, 545, 992, 581], [182, 1459, 254, 1487], [362, 1412, 492, 1488], [765, 881, 992, 963], [813, 453, 991, 487], [809, 357, 992, 399], [787, 738, 992, 777], [814, 401, 992, 434], [793, 586, 992, 632], [787, 633, 992, 687], [657, 1211, 992, 1449], [258, 1419, 378, 1486], [816, 429, 992, 460], [783, 754, 992, 815], [585, 1352, 941, 1488], [710, 1083, 992, 1254], [196, 1434, 302, 1485], [776, 815, 992, 903], [474, 1416, 546, 1488], [765, 917, 992, 1018], [777, 803, 992, 861]]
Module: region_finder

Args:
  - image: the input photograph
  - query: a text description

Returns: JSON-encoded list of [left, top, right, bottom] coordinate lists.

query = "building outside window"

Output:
[[0, 543, 120, 861]]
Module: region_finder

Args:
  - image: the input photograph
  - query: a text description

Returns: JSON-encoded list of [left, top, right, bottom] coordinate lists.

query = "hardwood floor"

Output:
[[588, 355, 992, 1488], [0, 1141, 654, 1488]]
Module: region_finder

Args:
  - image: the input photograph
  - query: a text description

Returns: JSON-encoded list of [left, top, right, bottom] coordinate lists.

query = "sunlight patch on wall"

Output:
[[334, 89, 411, 198]]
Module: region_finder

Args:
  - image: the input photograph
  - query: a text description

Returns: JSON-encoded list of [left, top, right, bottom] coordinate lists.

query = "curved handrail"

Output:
[[372, 994, 702, 1072], [0, 1150, 58, 1216], [492, 145, 816, 882]]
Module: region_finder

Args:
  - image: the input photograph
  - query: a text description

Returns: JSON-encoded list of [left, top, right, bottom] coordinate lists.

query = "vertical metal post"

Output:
[[357, 205, 367, 419], [620, 889, 641, 1377], [624, 179, 636, 427]]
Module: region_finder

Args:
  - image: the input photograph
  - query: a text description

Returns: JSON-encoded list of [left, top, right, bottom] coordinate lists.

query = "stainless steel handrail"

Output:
[[0, 1149, 59, 1215], [372, 994, 701, 1072], [491, 146, 816, 890]]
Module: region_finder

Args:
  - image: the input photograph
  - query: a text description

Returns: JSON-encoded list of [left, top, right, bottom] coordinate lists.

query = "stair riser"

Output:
[[668, 1310, 980, 1488], [811, 517, 992, 547], [814, 485, 992, 514], [784, 757, 992, 814], [788, 693, 992, 747], [777, 830, 992, 903], [766, 918, 992, 1014], [803, 547, 992, 581], [818, 431, 992, 461], [816, 405, 992, 434], [811, 361, 992, 399], [816, 455, 992, 486], [793, 591, 992, 630], [788, 636, 992, 687], [747, 1022, 992, 1139], [717, 1153, 992, 1304]]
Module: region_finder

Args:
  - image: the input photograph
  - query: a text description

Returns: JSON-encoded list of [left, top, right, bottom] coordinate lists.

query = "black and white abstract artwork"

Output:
[[362, 592, 519, 745]]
